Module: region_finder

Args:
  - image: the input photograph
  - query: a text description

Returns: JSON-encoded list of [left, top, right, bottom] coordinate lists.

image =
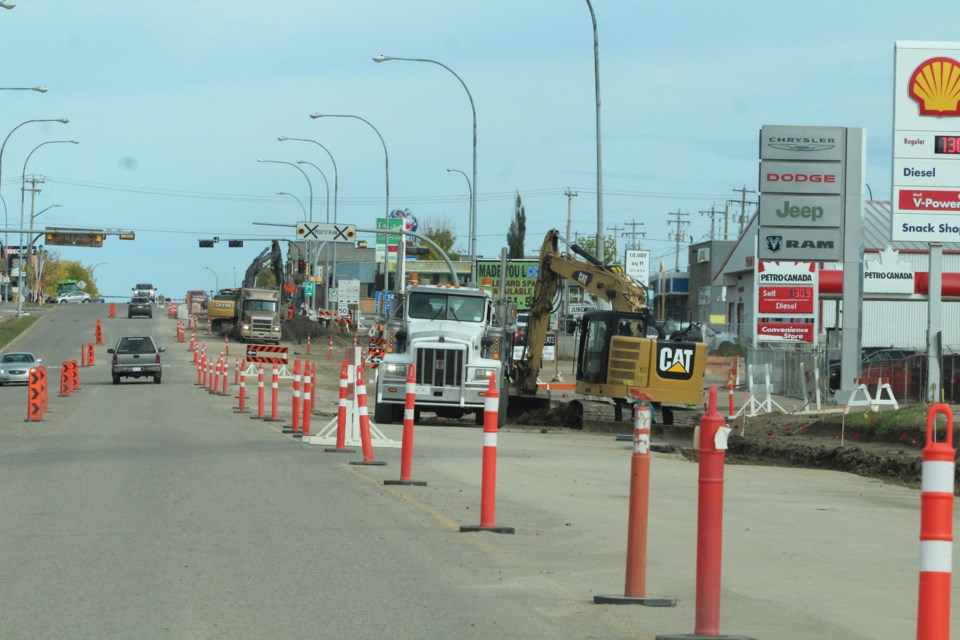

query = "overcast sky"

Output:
[[1, 1, 955, 298]]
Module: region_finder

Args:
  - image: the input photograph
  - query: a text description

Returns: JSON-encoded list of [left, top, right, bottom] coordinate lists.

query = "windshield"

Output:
[[244, 300, 278, 312], [407, 292, 485, 322]]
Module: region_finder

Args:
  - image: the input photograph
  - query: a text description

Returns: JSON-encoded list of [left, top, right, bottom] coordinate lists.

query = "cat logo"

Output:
[[657, 345, 695, 380]]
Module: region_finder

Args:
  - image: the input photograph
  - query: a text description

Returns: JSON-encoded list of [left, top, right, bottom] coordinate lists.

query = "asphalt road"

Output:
[[0, 302, 957, 639]]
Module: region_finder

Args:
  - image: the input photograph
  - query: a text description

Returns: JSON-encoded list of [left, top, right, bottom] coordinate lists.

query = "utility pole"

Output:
[[605, 223, 622, 264], [563, 188, 578, 316], [723, 202, 730, 241], [667, 209, 690, 272], [730, 185, 757, 235], [699, 205, 722, 241], [622, 218, 645, 250], [24, 176, 43, 301]]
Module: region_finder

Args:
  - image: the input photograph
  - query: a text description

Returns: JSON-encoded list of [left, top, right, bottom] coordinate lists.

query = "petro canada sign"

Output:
[[892, 42, 960, 242], [754, 260, 818, 344]]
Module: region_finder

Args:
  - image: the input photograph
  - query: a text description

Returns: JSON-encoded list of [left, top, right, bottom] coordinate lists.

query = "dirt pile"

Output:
[[281, 316, 356, 347]]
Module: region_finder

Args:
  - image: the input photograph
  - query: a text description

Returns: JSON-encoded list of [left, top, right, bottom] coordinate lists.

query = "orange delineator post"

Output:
[[348, 365, 386, 466], [594, 402, 675, 606], [221, 357, 228, 396], [311, 362, 318, 416], [235, 366, 248, 413], [196, 356, 203, 386], [224, 334, 229, 356], [108, 302, 116, 318], [256, 364, 265, 419], [95, 318, 103, 344], [87, 343, 95, 367], [328, 337, 333, 361], [234, 357, 239, 385], [327, 361, 353, 453], [301, 366, 312, 437], [81, 344, 87, 367], [385, 364, 426, 486], [658, 386, 753, 640], [39, 366, 48, 412], [307, 334, 311, 355], [290, 360, 302, 433], [460, 374, 514, 534], [26, 367, 43, 422], [917, 404, 955, 640], [59, 363, 71, 397], [262, 364, 280, 422]]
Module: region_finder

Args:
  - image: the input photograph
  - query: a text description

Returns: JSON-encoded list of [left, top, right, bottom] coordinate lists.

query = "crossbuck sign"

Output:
[[296, 222, 356, 242]]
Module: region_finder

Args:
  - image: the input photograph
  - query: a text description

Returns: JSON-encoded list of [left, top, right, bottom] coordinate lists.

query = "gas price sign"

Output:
[[758, 286, 814, 314]]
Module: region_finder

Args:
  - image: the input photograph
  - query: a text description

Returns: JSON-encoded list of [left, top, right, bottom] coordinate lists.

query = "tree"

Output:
[[37, 253, 100, 300], [418, 216, 462, 261], [506, 191, 526, 258], [574, 234, 620, 267]]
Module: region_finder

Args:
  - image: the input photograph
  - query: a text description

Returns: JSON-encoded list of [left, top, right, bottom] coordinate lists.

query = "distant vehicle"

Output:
[[56, 279, 79, 297], [54, 290, 92, 304], [132, 283, 157, 301], [127, 296, 153, 318], [0, 352, 41, 385], [185, 290, 207, 315], [703, 325, 738, 354], [108, 335, 164, 384], [513, 312, 530, 360]]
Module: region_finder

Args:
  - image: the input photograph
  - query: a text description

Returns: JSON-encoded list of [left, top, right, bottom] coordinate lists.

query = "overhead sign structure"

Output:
[[892, 42, 960, 242], [757, 125, 854, 262], [754, 260, 818, 344], [296, 222, 356, 243]]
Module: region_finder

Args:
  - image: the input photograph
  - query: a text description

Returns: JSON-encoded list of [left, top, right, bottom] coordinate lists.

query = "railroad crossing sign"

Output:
[[296, 222, 356, 242]]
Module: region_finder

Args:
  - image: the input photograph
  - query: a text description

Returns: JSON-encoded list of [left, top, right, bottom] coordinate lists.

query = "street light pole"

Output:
[[0, 118, 69, 250], [276, 191, 307, 218], [310, 113, 399, 292], [296, 161, 330, 223], [373, 54, 477, 285], [446, 168, 471, 270], [17, 139, 78, 316], [202, 266, 218, 295], [258, 159, 313, 222], [0, 86, 46, 92], [278, 136, 340, 312], [585, 0, 604, 266]]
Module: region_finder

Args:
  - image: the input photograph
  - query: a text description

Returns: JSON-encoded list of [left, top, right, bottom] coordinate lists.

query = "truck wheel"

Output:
[[154, 373, 162, 384], [474, 409, 484, 425], [374, 400, 394, 424]]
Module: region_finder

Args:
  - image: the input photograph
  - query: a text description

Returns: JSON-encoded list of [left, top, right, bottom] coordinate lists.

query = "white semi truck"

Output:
[[373, 283, 515, 425]]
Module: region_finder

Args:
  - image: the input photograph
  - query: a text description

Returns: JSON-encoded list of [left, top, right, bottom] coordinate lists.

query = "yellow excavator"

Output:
[[514, 229, 706, 424]]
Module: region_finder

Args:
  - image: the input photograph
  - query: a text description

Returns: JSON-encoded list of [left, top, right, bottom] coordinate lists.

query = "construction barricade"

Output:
[[385, 364, 426, 486]]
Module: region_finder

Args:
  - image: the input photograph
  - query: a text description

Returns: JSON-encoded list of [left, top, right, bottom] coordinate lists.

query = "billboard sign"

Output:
[[624, 249, 650, 282], [476, 259, 540, 310], [892, 42, 960, 241]]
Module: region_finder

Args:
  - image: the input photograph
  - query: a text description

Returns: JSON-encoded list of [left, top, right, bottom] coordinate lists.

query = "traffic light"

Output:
[[297, 259, 305, 274], [228, 240, 243, 248], [199, 239, 214, 248]]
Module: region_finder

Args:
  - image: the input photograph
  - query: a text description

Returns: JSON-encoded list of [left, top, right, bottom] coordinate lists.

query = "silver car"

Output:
[[54, 290, 92, 304], [0, 352, 41, 385]]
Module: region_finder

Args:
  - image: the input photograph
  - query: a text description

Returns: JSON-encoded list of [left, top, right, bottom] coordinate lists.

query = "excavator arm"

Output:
[[517, 229, 656, 393]]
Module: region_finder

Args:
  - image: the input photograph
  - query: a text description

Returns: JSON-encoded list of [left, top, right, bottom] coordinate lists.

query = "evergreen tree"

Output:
[[506, 192, 526, 258]]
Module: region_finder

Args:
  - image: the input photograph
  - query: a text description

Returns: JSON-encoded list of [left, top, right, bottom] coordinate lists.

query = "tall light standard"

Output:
[[309, 113, 398, 291], [278, 136, 341, 311], [276, 191, 307, 218], [0, 117, 69, 248], [17, 139, 78, 316], [297, 161, 332, 312], [373, 54, 477, 285], [0, 86, 45, 91], [585, 0, 604, 264], [296, 161, 330, 223], [257, 159, 313, 221], [0, 3, 17, 11], [202, 266, 218, 295], [90, 262, 106, 280], [446, 168, 472, 265]]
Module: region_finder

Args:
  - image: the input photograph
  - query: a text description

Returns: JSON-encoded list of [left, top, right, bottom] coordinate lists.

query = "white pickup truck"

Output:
[[132, 283, 157, 301]]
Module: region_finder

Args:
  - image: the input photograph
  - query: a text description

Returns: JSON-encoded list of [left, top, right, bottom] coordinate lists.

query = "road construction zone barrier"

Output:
[[168, 301, 177, 318], [732, 363, 785, 419], [843, 377, 899, 414], [301, 365, 313, 438], [234, 365, 248, 414], [594, 401, 674, 606], [385, 364, 427, 487], [95, 318, 103, 344], [306, 334, 311, 355], [81, 343, 87, 367], [86, 343, 95, 367], [108, 302, 116, 318], [328, 337, 333, 361], [658, 386, 751, 640], [26, 367, 45, 422], [460, 374, 515, 535], [244, 344, 290, 378], [177, 321, 184, 343], [327, 361, 354, 453], [59, 362, 72, 397], [917, 404, 955, 640], [69, 360, 79, 391], [287, 360, 302, 435], [348, 365, 386, 467]]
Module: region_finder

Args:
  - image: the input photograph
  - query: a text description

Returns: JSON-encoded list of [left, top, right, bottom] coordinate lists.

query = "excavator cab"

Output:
[[575, 310, 706, 424]]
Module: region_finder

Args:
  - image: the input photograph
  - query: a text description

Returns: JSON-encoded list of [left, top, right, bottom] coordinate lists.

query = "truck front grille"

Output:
[[252, 318, 273, 332], [416, 348, 463, 387]]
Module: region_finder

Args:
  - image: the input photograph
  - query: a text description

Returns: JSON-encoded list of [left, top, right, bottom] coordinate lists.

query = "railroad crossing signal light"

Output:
[[198, 239, 215, 248], [228, 240, 244, 248]]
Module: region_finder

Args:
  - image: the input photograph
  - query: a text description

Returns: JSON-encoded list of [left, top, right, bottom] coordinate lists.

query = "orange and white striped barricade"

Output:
[[234, 365, 248, 414], [917, 403, 955, 640], [221, 356, 228, 396], [460, 373, 514, 534], [348, 365, 386, 466], [260, 364, 281, 422], [324, 361, 355, 453], [304, 347, 398, 450], [594, 400, 674, 606], [385, 364, 426, 486], [658, 386, 751, 640], [286, 360, 301, 435], [300, 366, 312, 438], [253, 363, 265, 419]]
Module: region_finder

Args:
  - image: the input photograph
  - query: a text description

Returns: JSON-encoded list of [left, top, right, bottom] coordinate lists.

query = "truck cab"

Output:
[[374, 284, 513, 425]]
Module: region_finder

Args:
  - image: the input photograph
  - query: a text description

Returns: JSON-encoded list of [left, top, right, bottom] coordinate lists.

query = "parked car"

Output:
[[53, 290, 92, 304], [0, 352, 41, 385], [128, 296, 153, 318], [108, 336, 164, 384], [703, 325, 738, 354]]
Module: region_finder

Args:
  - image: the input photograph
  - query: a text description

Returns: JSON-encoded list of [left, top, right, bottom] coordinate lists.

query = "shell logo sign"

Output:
[[909, 56, 960, 116]]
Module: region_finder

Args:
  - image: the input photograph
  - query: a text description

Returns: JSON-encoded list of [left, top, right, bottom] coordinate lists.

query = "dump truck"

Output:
[[234, 288, 281, 344]]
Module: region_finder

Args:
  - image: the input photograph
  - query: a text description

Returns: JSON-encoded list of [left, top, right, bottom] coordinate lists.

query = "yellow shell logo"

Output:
[[909, 56, 960, 117]]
